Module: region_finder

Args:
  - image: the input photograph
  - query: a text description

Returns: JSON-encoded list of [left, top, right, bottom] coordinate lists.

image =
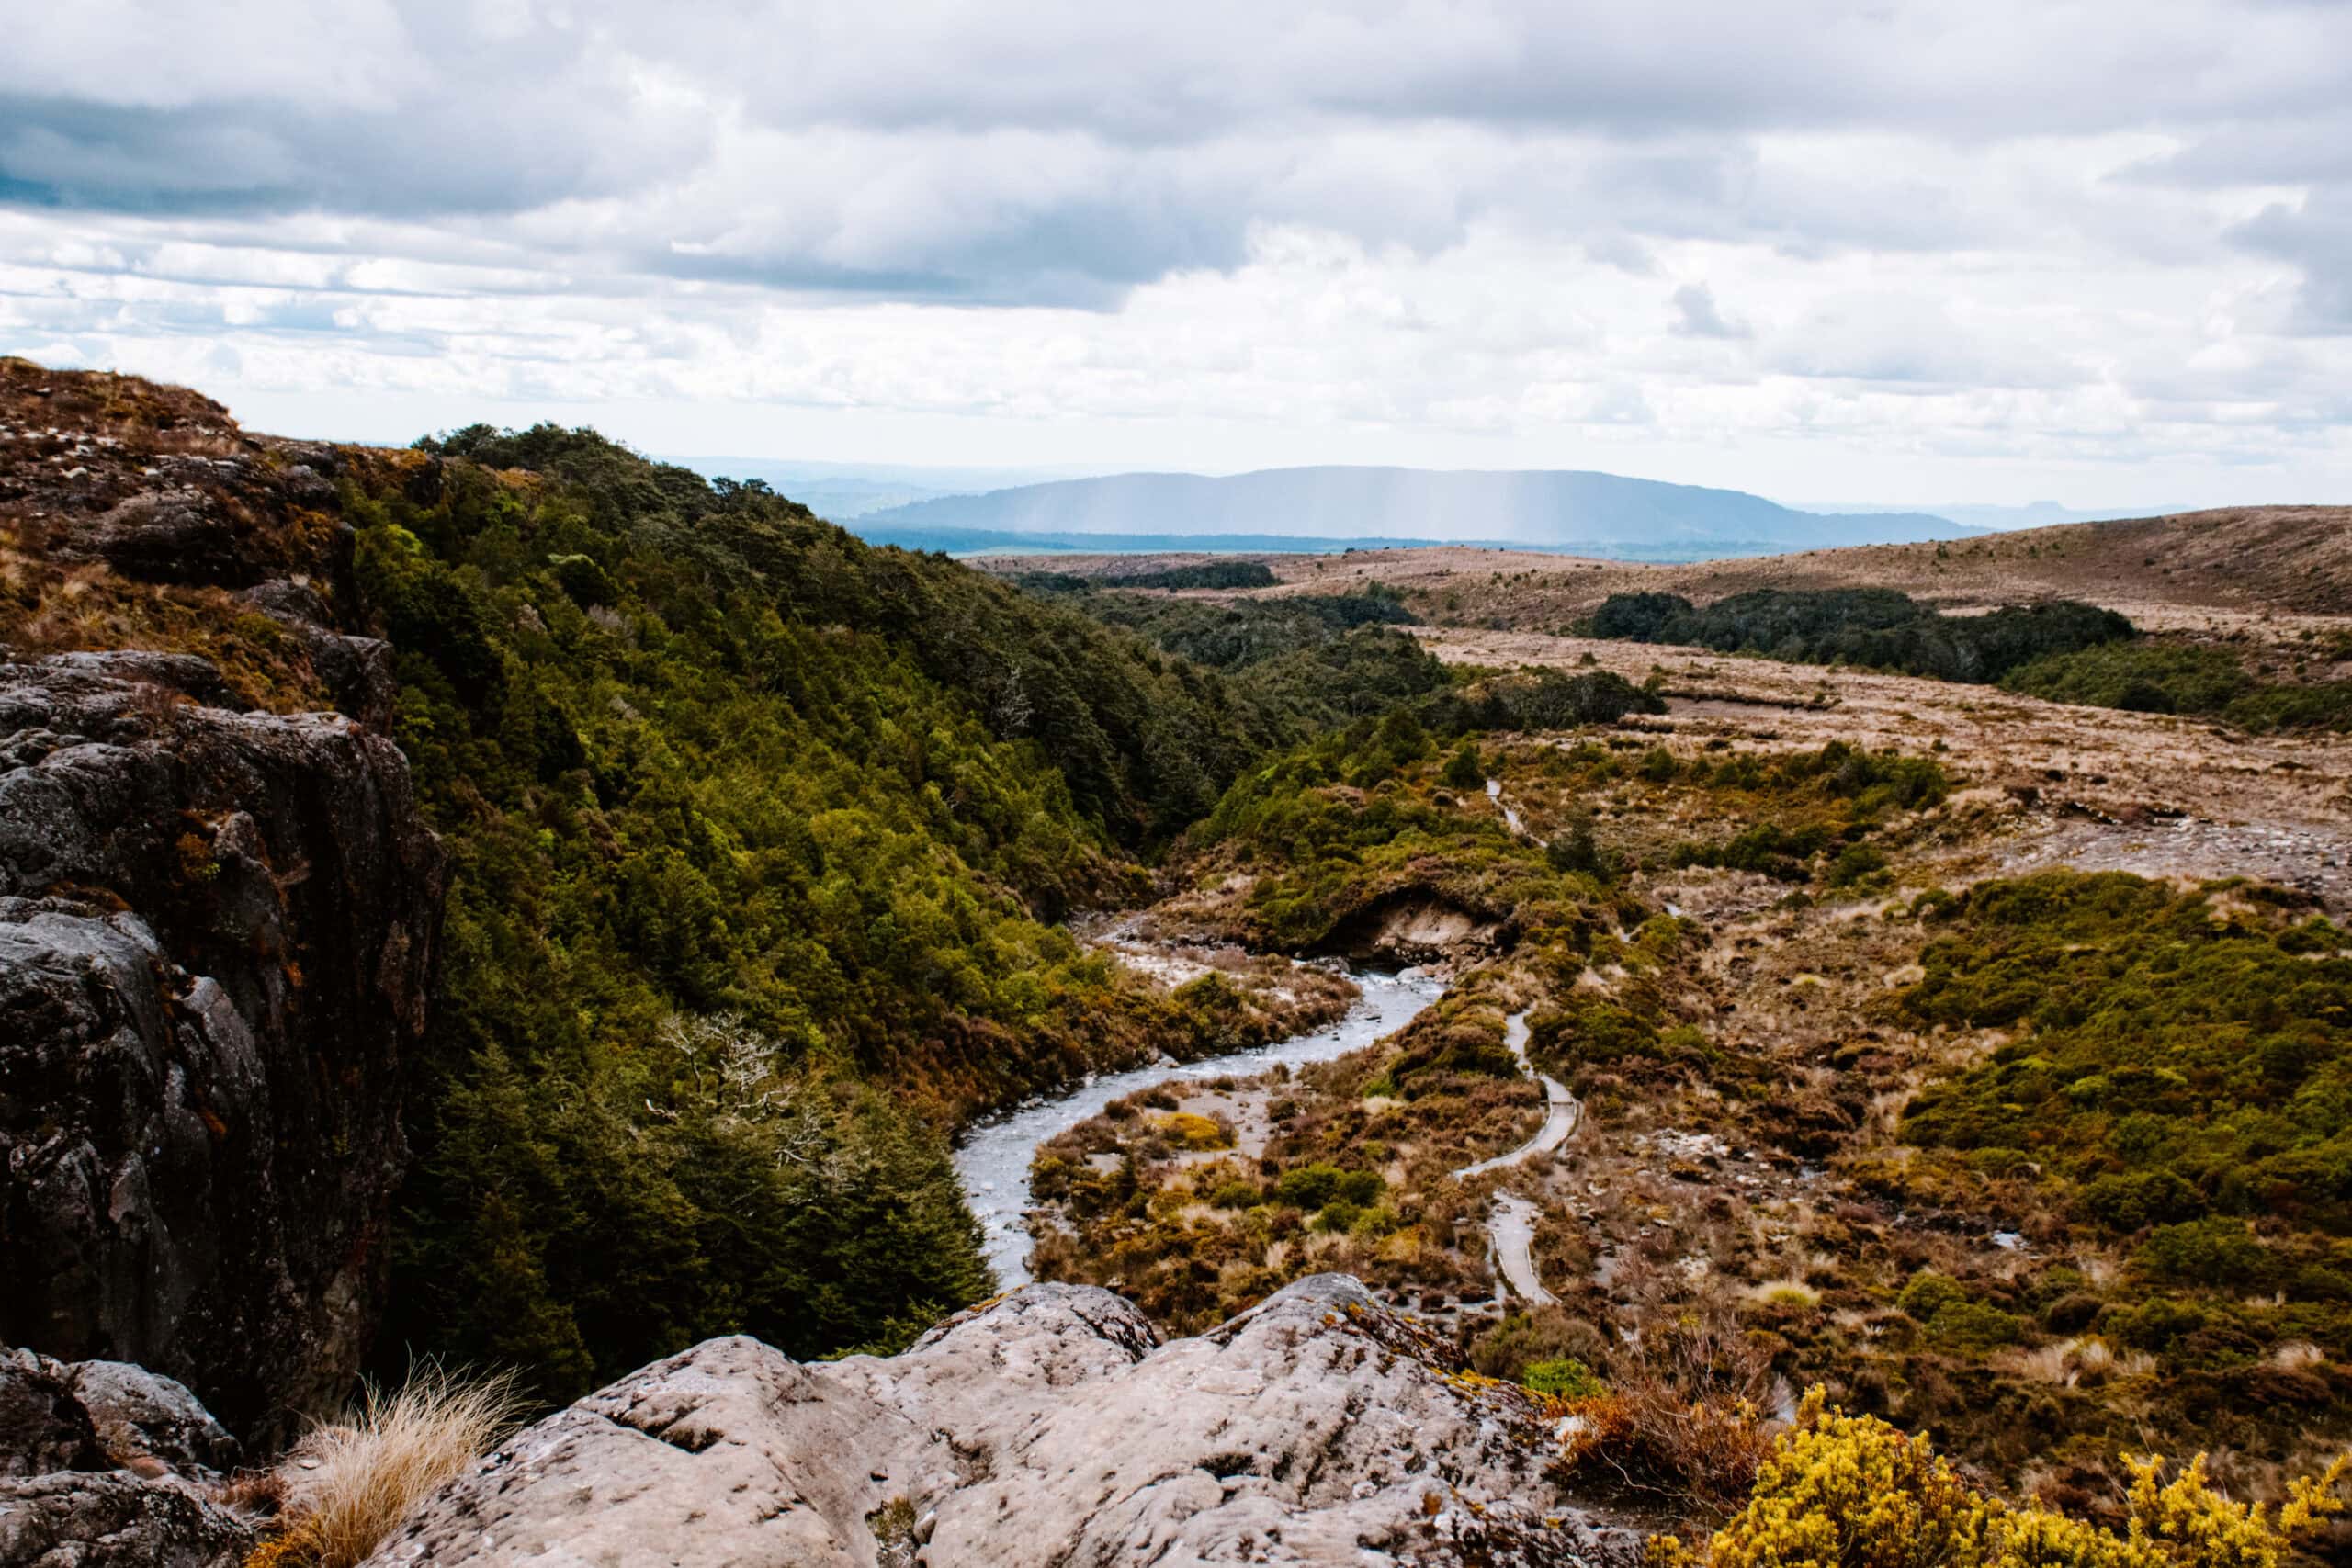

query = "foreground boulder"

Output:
[[0, 1349, 254, 1568], [363, 1275, 1635, 1567]]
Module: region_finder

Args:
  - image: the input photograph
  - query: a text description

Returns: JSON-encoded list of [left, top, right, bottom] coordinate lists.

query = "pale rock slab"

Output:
[[363, 1275, 1635, 1568]]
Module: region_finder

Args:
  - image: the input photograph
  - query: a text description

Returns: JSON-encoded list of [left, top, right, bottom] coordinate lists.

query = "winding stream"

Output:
[[953, 965, 1442, 1288]]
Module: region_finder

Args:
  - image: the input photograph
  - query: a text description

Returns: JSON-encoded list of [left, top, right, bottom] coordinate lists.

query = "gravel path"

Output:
[[1455, 1010, 1582, 1309], [1455, 1013, 1579, 1179], [1489, 1195, 1556, 1308]]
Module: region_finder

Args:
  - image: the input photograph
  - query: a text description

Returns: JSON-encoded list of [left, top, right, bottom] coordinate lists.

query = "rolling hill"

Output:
[[854, 466, 1980, 560]]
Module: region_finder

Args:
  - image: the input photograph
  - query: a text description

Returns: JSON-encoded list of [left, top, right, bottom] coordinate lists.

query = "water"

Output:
[[1485, 777, 1525, 836], [952, 965, 1442, 1287]]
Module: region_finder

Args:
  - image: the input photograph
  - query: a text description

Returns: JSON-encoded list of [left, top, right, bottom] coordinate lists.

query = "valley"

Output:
[[987, 591, 2352, 1533], [4, 359, 2351, 1565]]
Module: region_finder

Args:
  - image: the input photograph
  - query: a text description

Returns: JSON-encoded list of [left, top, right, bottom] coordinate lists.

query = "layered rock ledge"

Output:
[[364, 1274, 1635, 1568]]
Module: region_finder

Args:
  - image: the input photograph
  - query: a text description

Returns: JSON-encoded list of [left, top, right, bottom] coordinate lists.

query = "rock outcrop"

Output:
[[0, 1350, 255, 1568], [0, 654, 444, 1446], [0, 361, 447, 1446], [363, 1274, 1637, 1568]]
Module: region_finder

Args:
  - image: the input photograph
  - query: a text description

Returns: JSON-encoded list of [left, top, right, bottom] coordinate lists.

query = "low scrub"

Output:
[[1551, 1311, 1776, 1512], [1655, 1388, 2350, 1568], [2003, 639, 2352, 732]]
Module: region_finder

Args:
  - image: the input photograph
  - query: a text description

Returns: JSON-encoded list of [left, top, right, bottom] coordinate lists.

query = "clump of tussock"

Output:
[[2001, 1336, 2156, 1386], [265, 1366, 526, 1568]]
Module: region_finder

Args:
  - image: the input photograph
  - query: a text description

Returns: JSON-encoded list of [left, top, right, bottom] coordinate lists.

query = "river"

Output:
[[952, 965, 1442, 1287]]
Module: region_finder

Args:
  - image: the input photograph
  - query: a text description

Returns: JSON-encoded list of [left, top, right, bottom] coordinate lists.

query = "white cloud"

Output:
[[0, 0, 2348, 504]]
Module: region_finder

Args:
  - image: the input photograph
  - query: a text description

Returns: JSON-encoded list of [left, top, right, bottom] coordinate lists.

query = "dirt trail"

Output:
[[1455, 1011, 1582, 1308], [1457, 1014, 1577, 1179], [1489, 1196, 1556, 1308], [1487, 776, 1527, 836]]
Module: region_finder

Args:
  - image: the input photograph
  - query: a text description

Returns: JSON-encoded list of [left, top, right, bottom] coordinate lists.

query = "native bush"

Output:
[[2004, 641, 2352, 733], [1585, 587, 2132, 683], [354, 429, 1429, 1397]]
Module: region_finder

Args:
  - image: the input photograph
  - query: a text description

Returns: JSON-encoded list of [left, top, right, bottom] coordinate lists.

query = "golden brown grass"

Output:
[[257, 1367, 526, 1568]]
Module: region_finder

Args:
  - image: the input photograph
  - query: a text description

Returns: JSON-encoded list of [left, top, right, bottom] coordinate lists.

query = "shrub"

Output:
[[1442, 739, 1487, 790], [1315, 1198, 1363, 1232], [1271, 1164, 1334, 1209], [264, 1367, 526, 1568], [2136, 1219, 2271, 1289], [1896, 872, 2352, 1269], [1470, 1308, 1613, 1382], [1926, 1299, 2024, 1354], [2081, 1169, 2206, 1231], [1588, 589, 2133, 683], [2003, 640, 2352, 733], [1826, 842, 1887, 888], [1523, 1358, 1604, 1399], [1897, 1270, 1968, 1321], [1153, 1111, 1234, 1151], [1654, 1388, 2352, 1568], [1554, 1311, 1774, 1509], [1270, 1162, 1383, 1211], [1545, 812, 1610, 879]]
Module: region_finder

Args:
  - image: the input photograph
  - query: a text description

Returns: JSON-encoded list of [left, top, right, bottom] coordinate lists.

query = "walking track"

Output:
[[1452, 1011, 1580, 1308]]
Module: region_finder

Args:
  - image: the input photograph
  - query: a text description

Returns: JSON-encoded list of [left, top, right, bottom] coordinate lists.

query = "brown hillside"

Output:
[[973, 505, 2352, 627]]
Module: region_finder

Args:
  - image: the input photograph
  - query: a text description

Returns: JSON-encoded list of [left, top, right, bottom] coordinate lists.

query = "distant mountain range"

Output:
[[668, 457, 1100, 520], [845, 466, 1987, 561], [1803, 500, 2162, 531]]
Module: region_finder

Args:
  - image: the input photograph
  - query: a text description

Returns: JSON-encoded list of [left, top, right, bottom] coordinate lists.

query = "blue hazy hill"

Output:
[[853, 466, 1979, 559]]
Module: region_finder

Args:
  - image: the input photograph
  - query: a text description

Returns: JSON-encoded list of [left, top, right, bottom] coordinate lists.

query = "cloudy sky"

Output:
[[5, 1, 2349, 509]]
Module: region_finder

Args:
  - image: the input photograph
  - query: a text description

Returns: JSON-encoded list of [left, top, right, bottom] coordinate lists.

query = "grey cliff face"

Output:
[[0, 654, 445, 1446], [363, 1274, 1639, 1568]]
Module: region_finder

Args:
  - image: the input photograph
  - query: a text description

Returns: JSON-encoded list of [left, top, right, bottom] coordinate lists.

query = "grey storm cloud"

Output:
[[5, 1, 2352, 309]]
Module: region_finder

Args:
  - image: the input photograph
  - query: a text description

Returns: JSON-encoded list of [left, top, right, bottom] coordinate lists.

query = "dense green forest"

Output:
[[1021, 574, 1419, 674], [345, 427, 1450, 1397], [1587, 586, 2352, 731], [1587, 588, 2132, 682], [1091, 559, 1280, 591]]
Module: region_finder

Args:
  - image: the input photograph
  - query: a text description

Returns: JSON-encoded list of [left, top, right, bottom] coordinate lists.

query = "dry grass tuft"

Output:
[[263, 1367, 526, 1568], [2001, 1335, 2157, 1386], [1748, 1278, 1819, 1309]]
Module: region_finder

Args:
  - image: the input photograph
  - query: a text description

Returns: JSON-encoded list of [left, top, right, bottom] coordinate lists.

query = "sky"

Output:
[[4, 1, 2350, 512]]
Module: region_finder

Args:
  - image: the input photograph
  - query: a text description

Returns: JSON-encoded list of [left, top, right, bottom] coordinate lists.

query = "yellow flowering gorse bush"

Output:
[[1654, 1390, 2350, 1568]]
